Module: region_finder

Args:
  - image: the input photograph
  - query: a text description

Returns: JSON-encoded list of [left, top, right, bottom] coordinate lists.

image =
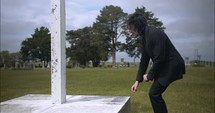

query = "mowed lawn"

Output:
[[0, 67, 214, 113]]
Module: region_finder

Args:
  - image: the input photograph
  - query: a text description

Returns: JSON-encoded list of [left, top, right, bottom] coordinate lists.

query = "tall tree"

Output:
[[66, 26, 109, 67], [67, 27, 91, 67], [92, 22, 111, 63], [95, 5, 128, 67], [123, 6, 165, 60], [20, 26, 51, 62]]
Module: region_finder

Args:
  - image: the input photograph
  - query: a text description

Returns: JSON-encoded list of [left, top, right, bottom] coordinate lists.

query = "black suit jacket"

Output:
[[136, 26, 185, 86]]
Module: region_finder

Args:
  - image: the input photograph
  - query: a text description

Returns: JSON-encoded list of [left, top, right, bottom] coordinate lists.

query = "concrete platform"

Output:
[[0, 94, 130, 113]]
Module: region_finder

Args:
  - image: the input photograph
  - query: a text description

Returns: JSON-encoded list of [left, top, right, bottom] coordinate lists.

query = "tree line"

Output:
[[0, 6, 165, 68]]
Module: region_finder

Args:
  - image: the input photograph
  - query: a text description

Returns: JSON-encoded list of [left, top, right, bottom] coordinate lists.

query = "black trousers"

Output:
[[149, 80, 169, 113]]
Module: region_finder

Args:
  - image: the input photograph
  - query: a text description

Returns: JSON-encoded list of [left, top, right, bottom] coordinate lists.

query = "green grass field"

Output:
[[0, 67, 214, 113]]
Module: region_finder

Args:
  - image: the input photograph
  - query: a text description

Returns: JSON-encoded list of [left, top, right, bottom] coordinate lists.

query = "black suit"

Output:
[[136, 25, 185, 85], [136, 26, 185, 113]]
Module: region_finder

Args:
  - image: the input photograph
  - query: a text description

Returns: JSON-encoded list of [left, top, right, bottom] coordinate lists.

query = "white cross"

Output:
[[50, 0, 66, 104]]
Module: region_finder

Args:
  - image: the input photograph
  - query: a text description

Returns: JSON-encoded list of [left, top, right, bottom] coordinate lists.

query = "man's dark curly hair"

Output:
[[127, 13, 147, 34]]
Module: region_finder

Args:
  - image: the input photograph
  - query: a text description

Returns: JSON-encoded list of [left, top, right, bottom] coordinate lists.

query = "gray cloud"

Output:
[[1, 0, 50, 52], [141, 0, 214, 61], [1, 0, 214, 61]]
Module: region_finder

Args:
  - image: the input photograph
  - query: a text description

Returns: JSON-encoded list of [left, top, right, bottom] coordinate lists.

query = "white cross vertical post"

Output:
[[51, 0, 66, 104]]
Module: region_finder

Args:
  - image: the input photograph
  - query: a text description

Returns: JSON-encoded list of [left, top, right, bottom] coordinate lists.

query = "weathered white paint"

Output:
[[0, 94, 131, 113], [50, 0, 66, 104]]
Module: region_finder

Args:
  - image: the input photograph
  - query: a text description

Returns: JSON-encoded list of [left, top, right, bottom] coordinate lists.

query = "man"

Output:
[[128, 13, 185, 113]]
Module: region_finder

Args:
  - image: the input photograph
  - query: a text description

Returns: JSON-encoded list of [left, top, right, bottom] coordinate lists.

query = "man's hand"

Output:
[[143, 74, 149, 82], [131, 81, 139, 92]]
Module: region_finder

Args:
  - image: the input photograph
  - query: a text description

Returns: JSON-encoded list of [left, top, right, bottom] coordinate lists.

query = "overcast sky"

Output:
[[1, 0, 214, 62]]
